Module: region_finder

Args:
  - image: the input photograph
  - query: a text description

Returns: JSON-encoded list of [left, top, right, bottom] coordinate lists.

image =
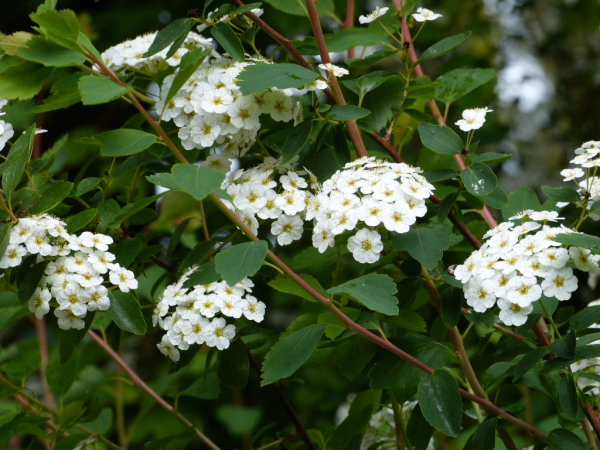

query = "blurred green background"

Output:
[[1, 0, 600, 448]]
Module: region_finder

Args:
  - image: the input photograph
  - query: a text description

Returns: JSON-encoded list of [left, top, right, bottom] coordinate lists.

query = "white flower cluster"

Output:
[[455, 106, 493, 132], [156, 57, 300, 163], [153, 267, 265, 362], [559, 141, 600, 218], [455, 211, 599, 326], [361, 402, 433, 450], [197, 7, 264, 32], [221, 156, 314, 241], [310, 157, 433, 264], [0, 99, 14, 152], [100, 31, 213, 73], [0, 214, 137, 330]]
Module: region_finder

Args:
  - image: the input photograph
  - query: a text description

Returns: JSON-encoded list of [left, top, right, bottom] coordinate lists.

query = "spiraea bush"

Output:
[[0, 1, 599, 449]]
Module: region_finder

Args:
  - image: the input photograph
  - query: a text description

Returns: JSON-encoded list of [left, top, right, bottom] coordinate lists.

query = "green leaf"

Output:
[[262, 0, 334, 17], [559, 373, 579, 418], [113, 238, 144, 267], [327, 273, 398, 316], [30, 72, 83, 113], [75, 177, 102, 196], [434, 68, 495, 104], [30, 180, 73, 214], [420, 32, 471, 61], [268, 274, 326, 303], [65, 209, 97, 233], [418, 123, 463, 155], [542, 186, 580, 203], [391, 222, 453, 270], [182, 262, 222, 288], [549, 331, 576, 359], [182, 372, 220, 400], [332, 336, 377, 379], [542, 345, 600, 374], [326, 105, 371, 121], [440, 287, 463, 328], [369, 335, 449, 389], [261, 323, 325, 386], [418, 370, 462, 437], [17, 262, 47, 303], [217, 342, 249, 389], [1, 339, 40, 382], [108, 291, 146, 335], [214, 241, 268, 286], [15, 35, 85, 67], [460, 163, 497, 196], [1, 124, 35, 199], [143, 18, 194, 57], [327, 28, 388, 53], [29, 9, 80, 49], [406, 404, 435, 450], [553, 232, 600, 253], [78, 75, 131, 105], [0, 224, 12, 259], [502, 187, 542, 221], [513, 346, 549, 381], [548, 429, 585, 450], [480, 187, 509, 209], [146, 172, 181, 191], [0, 62, 52, 100], [471, 152, 513, 164], [281, 120, 313, 162], [360, 75, 402, 132], [59, 313, 94, 363], [94, 129, 156, 157], [46, 354, 77, 397], [342, 71, 395, 97], [211, 23, 245, 62], [172, 164, 226, 201], [318, 307, 360, 340], [470, 417, 497, 450], [329, 404, 372, 450], [163, 47, 210, 109], [216, 405, 261, 436], [570, 305, 600, 331], [237, 63, 319, 95]]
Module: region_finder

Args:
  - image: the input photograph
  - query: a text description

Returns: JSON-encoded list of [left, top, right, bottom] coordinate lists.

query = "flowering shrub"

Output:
[[0, 2, 599, 449]]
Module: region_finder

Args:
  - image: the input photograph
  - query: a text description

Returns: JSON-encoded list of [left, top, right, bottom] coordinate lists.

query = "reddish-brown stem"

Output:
[[87, 330, 221, 450], [244, 345, 316, 450], [584, 403, 600, 443], [343, 0, 355, 59], [583, 418, 599, 450], [33, 318, 54, 408], [199, 201, 210, 241]]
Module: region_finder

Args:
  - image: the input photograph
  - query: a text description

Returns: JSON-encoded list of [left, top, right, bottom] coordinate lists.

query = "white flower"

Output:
[[497, 298, 533, 326], [412, 7, 443, 22], [455, 107, 492, 132], [157, 335, 180, 362], [506, 276, 542, 307], [560, 168, 584, 182], [569, 247, 600, 274], [271, 214, 304, 246], [109, 266, 138, 292], [55, 283, 89, 316], [382, 205, 416, 233], [29, 288, 51, 319], [358, 6, 390, 24], [0, 244, 27, 268], [541, 268, 578, 301], [464, 278, 496, 312], [205, 317, 236, 350], [347, 229, 383, 264], [529, 211, 564, 222], [181, 317, 210, 345], [243, 295, 266, 322], [312, 224, 335, 253], [86, 285, 110, 311], [54, 309, 85, 330], [318, 63, 349, 78], [538, 247, 569, 268], [195, 293, 221, 318]]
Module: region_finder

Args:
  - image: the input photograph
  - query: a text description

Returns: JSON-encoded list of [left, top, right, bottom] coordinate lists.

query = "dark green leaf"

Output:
[[108, 291, 146, 335], [181, 372, 220, 400], [328, 273, 398, 315], [17, 262, 46, 303], [384, 310, 427, 332], [559, 373, 579, 418], [440, 287, 463, 328], [548, 429, 585, 450], [391, 222, 453, 270], [421, 32, 471, 61], [418, 123, 463, 155], [470, 417, 497, 450], [216, 405, 261, 436], [1, 339, 40, 382], [513, 346, 549, 381], [1, 124, 35, 199], [332, 336, 377, 379], [327, 28, 388, 53], [461, 163, 497, 196], [30, 180, 73, 214], [163, 47, 211, 109], [211, 23, 245, 62], [182, 262, 222, 288], [549, 331, 576, 359], [15, 35, 85, 67], [360, 75, 402, 132], [501, 187, 541, 221], [59, 312, 94, 363], [553, 233, 600, 253], [143, 18, 194, 57], [65, 209, 97, 233], [172, 164, 226, 201], [418, 370, 462, 437], [471, 152, 513, 164], [237, 63, 319, 95], [543, 345, 600, 374], [261, 323, 325, 385], [78, 75, 131, 105], [146, 172, 181, 191], [262, 0, 334, 17], [0, 224, 12, 259], [113, 238, 144, 267], [480, 187, 509, 209], [214, 241, 268, 286], [434, 68, 495, 104], [75, 177, 102, 197], [281, 121, 313, 162], [94, 129, 156, 157], [570, 305, 600, 331], [268, 274, 326, 303], [46, 354, 77, 397], [0, 62, 52, 100], [406, 404, 434, 450], [542, 186, 580, 203], [217, 341, 249, 388], [326, 105, 371, 121], [329, 405, 372, 450]]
